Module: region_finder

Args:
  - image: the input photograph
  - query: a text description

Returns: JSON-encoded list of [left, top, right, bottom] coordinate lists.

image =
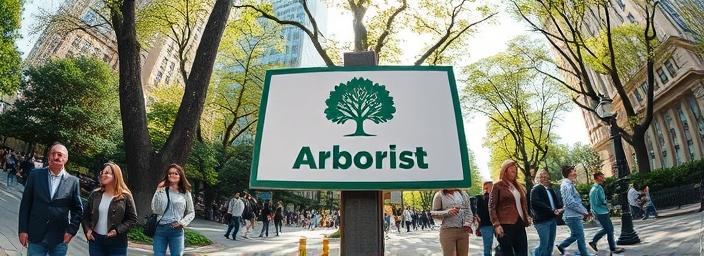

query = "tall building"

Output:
[[262, 0, 328, 68], [24, 0, 207, 92], [562, 0, 704, 175]]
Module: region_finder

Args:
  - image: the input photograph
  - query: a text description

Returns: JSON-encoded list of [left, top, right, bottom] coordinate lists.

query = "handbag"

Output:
[[144, 188, 170, 237]]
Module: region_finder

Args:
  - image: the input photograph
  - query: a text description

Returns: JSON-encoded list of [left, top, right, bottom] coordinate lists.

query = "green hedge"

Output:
[[127, 225, 212, 246]]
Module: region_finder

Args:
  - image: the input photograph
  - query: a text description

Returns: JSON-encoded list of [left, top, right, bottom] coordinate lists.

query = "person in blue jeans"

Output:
[[556, 165, 593, 256], [473, 180, 495, 256], [151, 164, 195, 256], [530, 169, 564, 256], [589, 172, 625, 254]]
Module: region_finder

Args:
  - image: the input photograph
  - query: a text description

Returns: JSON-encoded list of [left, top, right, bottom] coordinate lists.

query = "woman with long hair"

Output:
[[274, 201, 284, 236], [151, 164, 195, 256], [82, 163, 138, 255], [489, 159, 530, 256], [430, 188, 473, 256]]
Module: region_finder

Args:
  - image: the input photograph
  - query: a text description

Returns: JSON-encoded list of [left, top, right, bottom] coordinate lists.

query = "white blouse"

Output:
[[151, 187, 195, 227]]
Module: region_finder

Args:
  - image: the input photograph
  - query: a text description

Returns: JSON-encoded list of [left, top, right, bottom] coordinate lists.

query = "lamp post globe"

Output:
[[596, 96, 640, 245]]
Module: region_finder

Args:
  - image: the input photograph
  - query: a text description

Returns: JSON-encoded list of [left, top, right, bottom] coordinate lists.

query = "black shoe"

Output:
[[556, 245, 565, 255], [611, 247, 625, 253], [588, 241, 598, 252], [224, 234, 229, 239], [258, 235, 263, 237]]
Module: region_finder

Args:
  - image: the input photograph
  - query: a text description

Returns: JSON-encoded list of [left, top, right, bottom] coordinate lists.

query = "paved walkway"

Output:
[[1, 176, 702, 255]]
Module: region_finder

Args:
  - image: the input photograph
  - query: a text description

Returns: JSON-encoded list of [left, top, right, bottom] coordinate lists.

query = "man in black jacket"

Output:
[[473, 180, 495, 256], [529, 169, 564, 256], [18, 143, 83, 256]]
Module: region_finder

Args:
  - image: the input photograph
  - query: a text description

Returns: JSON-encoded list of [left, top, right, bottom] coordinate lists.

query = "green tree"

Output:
[[236, 0, 497, 66], [463, 36, 570, 187], [571, 142, 603, 184], [0, 0, 23, 95], [677, 0, 704, 54], [0, 57, 121, 167], [325, 77, 396, 136], [511, 0, 661, 173]]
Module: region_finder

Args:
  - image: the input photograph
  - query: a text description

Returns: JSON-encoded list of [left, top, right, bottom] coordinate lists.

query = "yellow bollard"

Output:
[[299, 236, 307, 256], [322, 236, 329, 256]]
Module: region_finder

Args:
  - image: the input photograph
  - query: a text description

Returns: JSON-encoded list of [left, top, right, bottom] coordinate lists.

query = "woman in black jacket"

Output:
[[529, 169, 564, 256], [258, 201, 272, 237]]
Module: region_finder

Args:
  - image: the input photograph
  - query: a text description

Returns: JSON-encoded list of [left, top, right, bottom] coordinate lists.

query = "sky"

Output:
[[15, 0, 590, 181]]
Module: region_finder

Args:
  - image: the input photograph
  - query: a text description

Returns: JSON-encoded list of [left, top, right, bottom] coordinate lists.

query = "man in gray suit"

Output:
[[18, 142, 83, 256]]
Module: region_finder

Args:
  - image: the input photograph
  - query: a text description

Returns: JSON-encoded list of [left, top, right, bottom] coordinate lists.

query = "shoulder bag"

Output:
[[144, 188, 170, 237]]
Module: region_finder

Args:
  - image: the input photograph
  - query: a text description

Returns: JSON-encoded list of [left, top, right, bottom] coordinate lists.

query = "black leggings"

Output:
[[496, 217, 528, 256]]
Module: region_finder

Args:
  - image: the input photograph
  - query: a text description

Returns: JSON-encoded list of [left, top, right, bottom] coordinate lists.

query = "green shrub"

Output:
[[328, 229, 340, 238], [127, 225, 212, 246]]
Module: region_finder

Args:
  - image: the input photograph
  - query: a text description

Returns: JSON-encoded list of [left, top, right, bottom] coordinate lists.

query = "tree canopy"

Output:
[[0, 0, 24, 95], [0, 56, 121, 167]]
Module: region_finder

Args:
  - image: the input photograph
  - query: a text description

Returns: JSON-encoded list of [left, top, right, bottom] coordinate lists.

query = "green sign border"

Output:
[[250, 66, 472, 190]]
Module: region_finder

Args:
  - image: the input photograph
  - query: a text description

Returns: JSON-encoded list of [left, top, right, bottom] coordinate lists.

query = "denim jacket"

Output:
[[560, 179, 588, 219]]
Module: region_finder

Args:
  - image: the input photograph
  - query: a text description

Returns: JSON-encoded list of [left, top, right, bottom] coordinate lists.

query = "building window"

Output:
[[634, 90, 643, 102], [627, 13, 636, 23], [154, 71, 163, 83], [677, 107, 695, 160], [664, 58, 678, 77], [654, 121, 668, 167], [646, 134, 656, 168], [640, 82, 648, 98], [657, 68, 669, 84], [664, 113, 682, 165], [615, 0, 625, 10], [686, 95, 704, 145]]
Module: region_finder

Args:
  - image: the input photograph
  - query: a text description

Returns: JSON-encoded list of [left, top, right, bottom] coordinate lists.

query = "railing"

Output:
[[648, 183, 700, 210]]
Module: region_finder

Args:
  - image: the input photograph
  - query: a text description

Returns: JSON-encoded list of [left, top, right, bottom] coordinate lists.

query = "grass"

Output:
[[127, 225, 212, 246], [327, 229, 340, 238]]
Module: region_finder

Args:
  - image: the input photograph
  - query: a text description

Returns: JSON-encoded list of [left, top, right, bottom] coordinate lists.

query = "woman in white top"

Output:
[[430, 188, 474, 256], [151, 164, 195, 256], [82, 163, 137, 256]]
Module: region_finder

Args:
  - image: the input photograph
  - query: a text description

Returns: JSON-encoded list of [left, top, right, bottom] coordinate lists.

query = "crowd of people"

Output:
[[429, 160, 652, 256], [1, 148, 44, 189], [16, 142, 197, 256]]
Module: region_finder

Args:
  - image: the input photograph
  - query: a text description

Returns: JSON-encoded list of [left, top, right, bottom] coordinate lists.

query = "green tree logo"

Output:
[[324, 77, 396, 136]]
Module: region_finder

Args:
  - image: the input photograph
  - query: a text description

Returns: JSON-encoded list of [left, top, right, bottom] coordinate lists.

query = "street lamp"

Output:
[[595, 96, 641, 245]]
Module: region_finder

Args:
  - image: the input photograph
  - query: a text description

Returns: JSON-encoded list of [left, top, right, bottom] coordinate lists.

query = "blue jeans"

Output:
[[644, 205, 657, 218], [591, 213, 615, 251], [559, 217, 589, 256], [88, 233, 128, 256], [225, 216, 241, 238], [259, 220, 270, 237], [533, 219, 556, 256], [479, 225, 494, 256], [6, 169, 16, 187], [27, 241, 68, 256], [153, 224, 184, 256]]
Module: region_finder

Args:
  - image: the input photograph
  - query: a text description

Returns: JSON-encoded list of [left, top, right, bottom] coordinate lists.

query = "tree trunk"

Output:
[[113, 0, 233, 220], [631, 127, 651, 173]]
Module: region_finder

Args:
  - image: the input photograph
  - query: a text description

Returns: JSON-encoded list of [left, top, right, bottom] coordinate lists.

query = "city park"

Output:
[[1, 0, 704, 254]]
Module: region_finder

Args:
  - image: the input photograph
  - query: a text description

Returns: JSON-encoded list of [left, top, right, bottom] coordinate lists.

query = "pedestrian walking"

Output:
[[224, 192, 244, 240], [628, 184, 644, 219], [403, 206, 413, 232], [257, 201, 272, 237], [588, 172, 625, 254], [474, 179, 495, 256], [430, 188, 473, 256], [82, 163, 138, 255], [530, 169, 564, 256], [274, 201, 284, 236], [489, 159, 530, 256], [556, 165, 593, 256], [640, 185, 658, 220], [241, 193, 257, 238], [151, 164, 195, 256], [18, 142, 83, 256]]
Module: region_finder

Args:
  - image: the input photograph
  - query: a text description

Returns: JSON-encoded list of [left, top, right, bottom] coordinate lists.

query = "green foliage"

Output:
[[463, 36, 570, 187], [0, 56, 121, 167], [217, 142, 254, 197], [328, 229, 341, 238], [665, 0, 704, 54], [626, 160, 704, 192], [582, 24, 652, 80], [186, 140, 221, 186], [127, 226, 212, 246], [0, 0, 23, 96], [324, 77, 396, 137], [147, 84, 183, 149]]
